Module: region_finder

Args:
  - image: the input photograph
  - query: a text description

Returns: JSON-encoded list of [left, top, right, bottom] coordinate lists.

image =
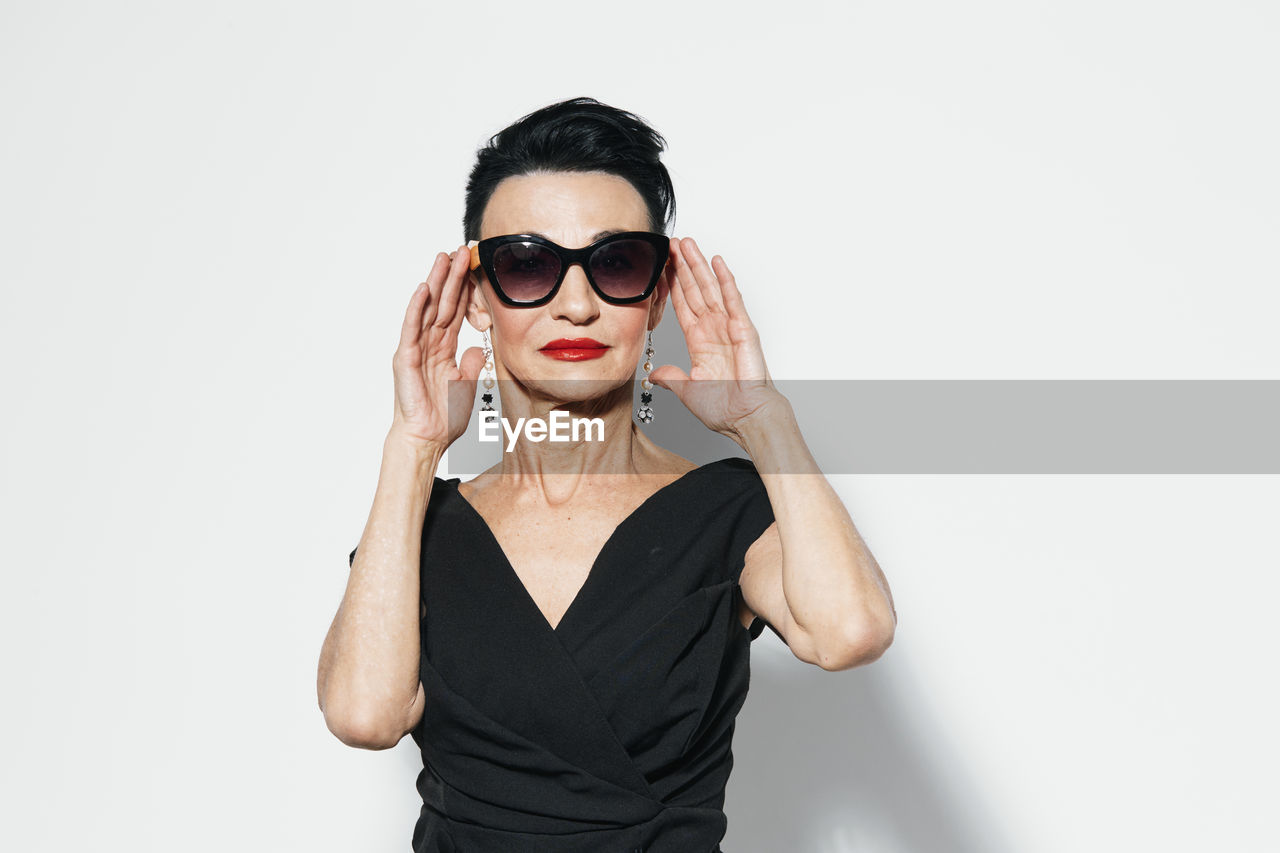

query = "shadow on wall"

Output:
[[724, 647, 1010, 853]]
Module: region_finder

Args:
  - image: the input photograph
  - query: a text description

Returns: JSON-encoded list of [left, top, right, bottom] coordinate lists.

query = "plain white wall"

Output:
[[2, 1, 1277, 851]]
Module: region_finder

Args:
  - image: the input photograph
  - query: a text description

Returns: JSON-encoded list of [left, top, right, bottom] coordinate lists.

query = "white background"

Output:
[[2, 1, 1277, 851]]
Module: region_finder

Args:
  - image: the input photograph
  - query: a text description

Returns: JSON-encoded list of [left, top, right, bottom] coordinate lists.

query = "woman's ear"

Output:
[[647, 262, 672, 332], [465, 271, 493, 333]]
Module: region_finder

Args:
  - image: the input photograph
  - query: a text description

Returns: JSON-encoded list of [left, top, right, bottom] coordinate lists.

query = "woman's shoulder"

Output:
[[691, 454, 764, 482], [652, 456, 767, 512], [639, 444, 761, 481]]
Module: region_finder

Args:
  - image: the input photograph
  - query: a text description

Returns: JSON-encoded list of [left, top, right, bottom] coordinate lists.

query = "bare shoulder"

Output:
[[634, 441, 699, 480], [455, 463, 503, 503]]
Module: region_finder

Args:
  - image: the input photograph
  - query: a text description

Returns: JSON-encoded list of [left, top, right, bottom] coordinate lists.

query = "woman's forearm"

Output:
[[737, 396, 897, 662], [317, 431, 442, 749]]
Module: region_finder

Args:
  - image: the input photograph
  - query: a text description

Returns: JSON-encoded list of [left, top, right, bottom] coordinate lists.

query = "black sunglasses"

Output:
[[469, 231, 670, 307]]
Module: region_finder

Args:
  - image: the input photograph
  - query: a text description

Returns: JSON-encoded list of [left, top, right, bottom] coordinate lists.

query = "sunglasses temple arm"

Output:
[[468, 242, 481, 271]]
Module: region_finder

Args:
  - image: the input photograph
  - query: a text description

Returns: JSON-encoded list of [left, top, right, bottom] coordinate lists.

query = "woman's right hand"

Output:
[[388, 246, 485, 452]]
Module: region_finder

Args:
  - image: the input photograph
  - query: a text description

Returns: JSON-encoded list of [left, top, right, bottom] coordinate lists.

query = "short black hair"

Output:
[[463, 97, 676, 242]]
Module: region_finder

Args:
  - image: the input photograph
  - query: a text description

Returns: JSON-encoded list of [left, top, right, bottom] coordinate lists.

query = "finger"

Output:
[[457, 345, 485, 383], [445, 277, 474, 342], [648, 364, 690, 394], [666, 260, 696, 331], [672, 238, 709, 316], [402, 254, 448, 352], [679, 237, 726, 313], [448, 346, 486, 427], [421, 251, 454, 329], [709, 255, 769, 380], [711, 254, 756, 333], [432, 245, 471, 330]]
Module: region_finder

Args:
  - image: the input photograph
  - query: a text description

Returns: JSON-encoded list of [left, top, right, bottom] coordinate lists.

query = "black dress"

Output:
[[348, 457, 777, 852]]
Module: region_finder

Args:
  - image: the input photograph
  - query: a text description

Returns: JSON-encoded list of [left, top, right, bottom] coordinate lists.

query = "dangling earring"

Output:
[[636, 330, 655, 424], [480, 330, 497, 418]]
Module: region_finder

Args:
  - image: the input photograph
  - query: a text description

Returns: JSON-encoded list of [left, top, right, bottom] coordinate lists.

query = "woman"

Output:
[[317, 97, 897, 853]]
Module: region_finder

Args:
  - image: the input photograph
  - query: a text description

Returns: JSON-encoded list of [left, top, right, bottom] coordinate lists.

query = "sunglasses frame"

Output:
[[469, 231, 670, 307]]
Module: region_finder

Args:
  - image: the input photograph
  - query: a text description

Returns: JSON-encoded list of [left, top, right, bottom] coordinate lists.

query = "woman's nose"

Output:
[[549, 263, 600, 324]]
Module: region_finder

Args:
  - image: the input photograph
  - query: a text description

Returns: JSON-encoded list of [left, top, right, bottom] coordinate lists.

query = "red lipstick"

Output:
[[539, 337, 609, 361]]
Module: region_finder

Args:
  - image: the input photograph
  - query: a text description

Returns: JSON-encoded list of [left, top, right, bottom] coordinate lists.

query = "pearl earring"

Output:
[[636, 330, 655, 424], [480, 330, 497, 418]]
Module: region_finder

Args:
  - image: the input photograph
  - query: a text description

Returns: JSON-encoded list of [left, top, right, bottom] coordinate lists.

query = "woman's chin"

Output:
[[512, 374, 633, 409]]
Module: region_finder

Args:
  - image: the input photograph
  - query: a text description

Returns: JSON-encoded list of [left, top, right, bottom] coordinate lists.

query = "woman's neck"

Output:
[[486, 382, 669, 483]]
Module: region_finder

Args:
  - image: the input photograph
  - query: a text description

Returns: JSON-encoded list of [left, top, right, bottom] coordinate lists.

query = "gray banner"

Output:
[[444, 380, 1280, 475]]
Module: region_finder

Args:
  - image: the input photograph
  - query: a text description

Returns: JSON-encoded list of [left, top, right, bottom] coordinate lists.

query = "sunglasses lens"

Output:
[[589, 239, 659, 301], [491, 242, 562, 303]]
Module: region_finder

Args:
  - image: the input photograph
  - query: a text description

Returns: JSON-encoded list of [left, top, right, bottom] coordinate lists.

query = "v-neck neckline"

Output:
[[446, 458, 731, 637]]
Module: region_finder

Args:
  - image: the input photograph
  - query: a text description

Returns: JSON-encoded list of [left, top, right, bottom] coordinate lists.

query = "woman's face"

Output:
[[467, 171, 667, 407]]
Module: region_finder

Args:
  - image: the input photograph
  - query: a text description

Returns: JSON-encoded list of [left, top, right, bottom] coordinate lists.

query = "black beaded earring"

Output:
[[636, 330, 655, 424], [480, 330, 497, 418]]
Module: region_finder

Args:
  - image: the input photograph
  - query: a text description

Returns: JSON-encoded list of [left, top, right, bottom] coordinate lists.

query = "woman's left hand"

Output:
[[649, 237, 790, 445]]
